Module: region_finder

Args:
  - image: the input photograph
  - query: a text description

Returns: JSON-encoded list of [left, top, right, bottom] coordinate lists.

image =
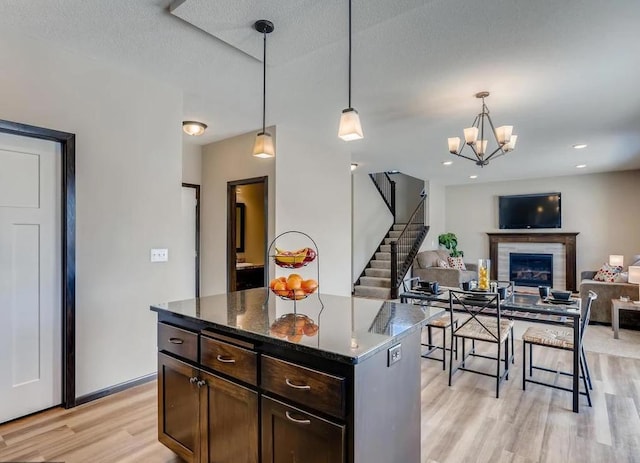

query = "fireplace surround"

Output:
[[487, 233, 578, 291]]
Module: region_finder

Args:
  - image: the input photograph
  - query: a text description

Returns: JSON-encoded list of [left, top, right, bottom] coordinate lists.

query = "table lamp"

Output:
[[629, 265, 640, 304], [609, 255, 624, 267]]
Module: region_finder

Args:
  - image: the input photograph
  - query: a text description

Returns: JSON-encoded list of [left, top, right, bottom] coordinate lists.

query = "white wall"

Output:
[[423, 181, 446, 251], [0, 31, 185, 397], [352, 170, 394, 282], [276, 125, 351, 296], [445, 170, 640, 277], [182, 141, 202, 185], [200, 128, 276, 296], [392, 173, 424, 223]]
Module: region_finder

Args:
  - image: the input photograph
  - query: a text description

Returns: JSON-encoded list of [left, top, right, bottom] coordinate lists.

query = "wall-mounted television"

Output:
[[498, 193, 561, 229]]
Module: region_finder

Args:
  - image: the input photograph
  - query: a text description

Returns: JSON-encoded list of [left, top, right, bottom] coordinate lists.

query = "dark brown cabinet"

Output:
[[261, 396, 345, 463], [158, 352, 259, 463], [199, 369, 259, 463], [158, 353, 199, 462]]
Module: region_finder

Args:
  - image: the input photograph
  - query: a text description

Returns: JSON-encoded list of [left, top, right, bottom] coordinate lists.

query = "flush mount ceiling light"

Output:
[[182, 121, 207, 136], [252, 20, 275, 159], [448, 92, 517, 167], [338, 0, 363, 141]]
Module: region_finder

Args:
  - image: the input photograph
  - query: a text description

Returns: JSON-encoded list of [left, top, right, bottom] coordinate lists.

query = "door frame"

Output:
[[226, 176, 268, 292], [181, 183, 200, 298], [0, 119, 76, 408]]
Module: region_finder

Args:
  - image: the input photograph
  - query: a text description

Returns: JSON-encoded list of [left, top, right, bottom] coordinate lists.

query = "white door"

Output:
[[178, 186, 197, 299], [0, 132, 61, 423]]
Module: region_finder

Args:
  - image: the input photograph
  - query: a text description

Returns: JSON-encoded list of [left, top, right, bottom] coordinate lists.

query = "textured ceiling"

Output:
[[170, 0, 429, 64], [0, 0, 639, 185]]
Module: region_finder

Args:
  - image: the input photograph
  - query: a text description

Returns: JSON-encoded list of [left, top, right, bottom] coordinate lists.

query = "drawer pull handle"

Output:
[[285, 411, 311, 425], [197, 379, 206, 388], [216, 355, 236, 364], [189, 376, 198, 384], [285, 378, 311, 390], [169, 338, 184, 345]]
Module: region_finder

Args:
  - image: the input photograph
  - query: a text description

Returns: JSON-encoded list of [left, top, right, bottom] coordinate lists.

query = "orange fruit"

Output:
[[269, 278, 280, 290], [301, 279, 318, 294], [286, 274, 303, 290], [273, 281, 289, 297]]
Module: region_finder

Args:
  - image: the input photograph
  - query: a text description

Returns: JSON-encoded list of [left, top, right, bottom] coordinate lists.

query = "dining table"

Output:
[[400, 287, 584, 413]]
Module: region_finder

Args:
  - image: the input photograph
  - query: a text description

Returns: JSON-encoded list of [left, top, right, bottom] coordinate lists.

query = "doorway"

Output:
[[227, 177, 268, 292], [0, 119, 75, 420], [181, 183, 200, 298]]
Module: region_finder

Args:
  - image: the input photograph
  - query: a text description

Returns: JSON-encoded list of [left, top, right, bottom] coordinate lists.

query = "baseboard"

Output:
[[74, 372, 157, 406]]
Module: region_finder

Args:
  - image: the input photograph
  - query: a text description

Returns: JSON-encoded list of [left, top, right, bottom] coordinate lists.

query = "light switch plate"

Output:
[[388, 344, 402, 366], [151, 248, 169, 262]]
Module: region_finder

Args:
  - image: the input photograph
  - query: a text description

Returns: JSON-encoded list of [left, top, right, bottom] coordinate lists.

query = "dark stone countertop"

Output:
[[151, 288, 444, 365]]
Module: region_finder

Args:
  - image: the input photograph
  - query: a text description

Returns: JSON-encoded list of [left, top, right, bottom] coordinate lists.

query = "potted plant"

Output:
[[438, 233, 464, 257]]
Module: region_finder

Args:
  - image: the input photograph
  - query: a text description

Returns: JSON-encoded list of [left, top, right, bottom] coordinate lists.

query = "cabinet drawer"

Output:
[[200, 335, 257, 386], [261, 356, 345, 419], [261, 395, 345, 463], [158, 322, 198, 363]]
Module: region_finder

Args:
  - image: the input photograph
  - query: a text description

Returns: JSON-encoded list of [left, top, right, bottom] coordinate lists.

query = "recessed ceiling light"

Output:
[[350, 163, 358, 171], [442, 160, 453, 166], [469, 175, 478, 179], [572, 144, 588, 149], [576, 164, 587, 169], [387, 170, 399, 174]]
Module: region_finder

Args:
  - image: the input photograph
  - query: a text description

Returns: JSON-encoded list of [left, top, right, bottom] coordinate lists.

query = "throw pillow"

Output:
[[448, 256, 466, 270], [614, 272, 628, 283], [436, 258, 450, 268], [593, 263, 622, 283]]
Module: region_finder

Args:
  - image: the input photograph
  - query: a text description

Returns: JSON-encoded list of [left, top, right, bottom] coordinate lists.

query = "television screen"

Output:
[[498, 193, 561, 229]]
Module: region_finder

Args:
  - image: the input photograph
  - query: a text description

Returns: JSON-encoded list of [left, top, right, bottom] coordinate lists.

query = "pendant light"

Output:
[[253, 20, 275, 158], [338, 0, 364, 141]]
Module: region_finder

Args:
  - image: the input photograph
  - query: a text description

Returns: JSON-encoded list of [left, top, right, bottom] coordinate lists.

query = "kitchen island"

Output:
[[151, 288, 443, 463]]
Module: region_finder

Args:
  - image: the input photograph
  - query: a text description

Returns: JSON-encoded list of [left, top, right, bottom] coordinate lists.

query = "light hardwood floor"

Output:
[[1, 340, 639, 463]]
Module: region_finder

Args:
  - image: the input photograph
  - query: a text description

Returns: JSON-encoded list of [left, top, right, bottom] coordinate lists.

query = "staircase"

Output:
[[354, 172, 429, 299], [354, 223, 424, 299]]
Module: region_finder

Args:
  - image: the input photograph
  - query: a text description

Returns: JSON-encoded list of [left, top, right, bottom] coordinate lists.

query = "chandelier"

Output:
[[447, 92, 517, 167]]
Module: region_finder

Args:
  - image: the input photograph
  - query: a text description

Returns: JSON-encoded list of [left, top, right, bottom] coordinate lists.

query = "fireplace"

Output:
[[509, 253, 553, 287]]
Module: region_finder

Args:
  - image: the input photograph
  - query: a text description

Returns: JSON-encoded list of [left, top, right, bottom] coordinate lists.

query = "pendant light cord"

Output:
[[348, 0, 352, 109], [262, 30, 267, 133]]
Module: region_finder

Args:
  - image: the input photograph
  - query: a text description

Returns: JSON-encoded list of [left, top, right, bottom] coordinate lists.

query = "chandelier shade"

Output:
[[253, 20, 275, 159], [447, 92, 517, 167]]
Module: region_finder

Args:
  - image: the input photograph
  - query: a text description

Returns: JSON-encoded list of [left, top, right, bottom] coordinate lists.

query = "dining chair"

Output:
[[402, 277, 457, 370], [448, 290, 514, 398], [522, 290, 597, 407]]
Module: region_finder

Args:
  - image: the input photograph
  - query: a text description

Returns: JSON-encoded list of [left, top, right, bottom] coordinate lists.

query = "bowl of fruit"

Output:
[[273, 247, 316, 269], [269, 274, 318, 300], [269, 313, 319, 343]]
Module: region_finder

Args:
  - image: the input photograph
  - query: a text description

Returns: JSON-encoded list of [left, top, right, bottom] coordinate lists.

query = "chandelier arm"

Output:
[[451, 152, 482, 163], [485, 149, 507, 161], [483, 112, 503, 146], [484, 147, 505, 162]]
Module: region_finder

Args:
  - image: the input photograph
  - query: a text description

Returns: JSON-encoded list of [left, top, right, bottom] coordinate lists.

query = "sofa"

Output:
[[413, 250, 477, 288], [579, 270, 640, 327]]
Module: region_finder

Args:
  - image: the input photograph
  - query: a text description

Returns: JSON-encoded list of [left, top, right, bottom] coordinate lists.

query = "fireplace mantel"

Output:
[[487, 233, 579, 291]]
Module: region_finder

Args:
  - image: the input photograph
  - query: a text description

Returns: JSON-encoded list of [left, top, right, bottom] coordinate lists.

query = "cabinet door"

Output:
[[199, 369, 259, 463], [158, 353, 200, 463], [262, 396, 345, 463]]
